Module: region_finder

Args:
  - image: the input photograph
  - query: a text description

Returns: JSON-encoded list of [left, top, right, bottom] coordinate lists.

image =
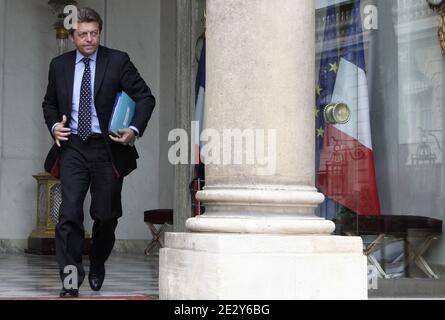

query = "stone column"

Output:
[[186, 0, 333, 235], [160, 0, 367, 300]]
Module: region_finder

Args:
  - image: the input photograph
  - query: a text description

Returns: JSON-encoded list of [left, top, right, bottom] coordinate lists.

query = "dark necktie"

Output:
[[78, 57, 92, 141]]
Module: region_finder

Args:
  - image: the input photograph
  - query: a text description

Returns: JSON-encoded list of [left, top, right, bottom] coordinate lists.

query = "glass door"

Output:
[[316, 0, 393, 292], [315, 0, 380, 225], [315, 0, 445, 297]]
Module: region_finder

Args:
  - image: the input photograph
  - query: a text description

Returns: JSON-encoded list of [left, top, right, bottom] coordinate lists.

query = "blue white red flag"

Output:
[[316, 0, 381, 217], [191, 41, 206, 216]]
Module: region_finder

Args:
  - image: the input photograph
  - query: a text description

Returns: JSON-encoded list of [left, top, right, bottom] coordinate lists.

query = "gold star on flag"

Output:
[[329, 62, 338, 73], [315, 85, 322, 96], [316, 126, 325, 137]]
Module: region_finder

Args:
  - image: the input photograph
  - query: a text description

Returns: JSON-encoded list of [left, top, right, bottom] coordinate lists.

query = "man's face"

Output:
[[70, 21, 100, 56]]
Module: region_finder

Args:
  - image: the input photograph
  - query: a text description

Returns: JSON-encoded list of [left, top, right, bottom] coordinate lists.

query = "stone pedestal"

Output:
[[160, 233, 367, 300], [25, 172, 90, 255]]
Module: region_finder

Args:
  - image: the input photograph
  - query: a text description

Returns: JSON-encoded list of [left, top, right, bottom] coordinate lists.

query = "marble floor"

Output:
[[0, 253, 159, 299]]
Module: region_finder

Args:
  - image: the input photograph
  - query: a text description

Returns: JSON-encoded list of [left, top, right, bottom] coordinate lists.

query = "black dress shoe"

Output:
[[59, 288, 79, 298], [88, 268, 105, 291]]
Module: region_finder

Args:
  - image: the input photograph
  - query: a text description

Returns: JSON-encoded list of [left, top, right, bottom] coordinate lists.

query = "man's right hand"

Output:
[[53, 115, 71, 147]]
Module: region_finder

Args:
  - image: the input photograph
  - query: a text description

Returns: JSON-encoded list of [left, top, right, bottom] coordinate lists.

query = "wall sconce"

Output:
[[427, 0, 445, 55], [48, 0, 77, 55]]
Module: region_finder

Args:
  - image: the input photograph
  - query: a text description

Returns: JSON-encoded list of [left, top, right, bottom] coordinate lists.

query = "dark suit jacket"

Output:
[[42, 45, 156, 177]]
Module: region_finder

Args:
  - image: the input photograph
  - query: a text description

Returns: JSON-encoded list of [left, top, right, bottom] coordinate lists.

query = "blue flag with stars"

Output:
[[316, 4, 339, 221]]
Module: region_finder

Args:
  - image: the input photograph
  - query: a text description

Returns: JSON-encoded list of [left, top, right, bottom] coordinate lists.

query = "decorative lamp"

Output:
[[426, 0, 445, 55], [48, 0, 78, 55]]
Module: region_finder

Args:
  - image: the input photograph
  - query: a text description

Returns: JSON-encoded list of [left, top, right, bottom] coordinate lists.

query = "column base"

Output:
[[193, 185, 333, 234], [160, 232, 368, 300], [187, 216, 335, 235]]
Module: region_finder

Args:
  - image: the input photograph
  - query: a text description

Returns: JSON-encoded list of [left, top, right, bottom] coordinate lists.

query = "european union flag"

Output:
[[316, 4, 339, 221], [316, 0, 381, 219]]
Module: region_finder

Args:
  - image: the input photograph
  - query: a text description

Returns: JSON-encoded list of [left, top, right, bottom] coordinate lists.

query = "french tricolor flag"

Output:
[[317, 0, 381, 217], [191, 41, 206, 216]]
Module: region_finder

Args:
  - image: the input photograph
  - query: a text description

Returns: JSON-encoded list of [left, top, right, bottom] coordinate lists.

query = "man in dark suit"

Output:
[[42, 7, 155, 298]]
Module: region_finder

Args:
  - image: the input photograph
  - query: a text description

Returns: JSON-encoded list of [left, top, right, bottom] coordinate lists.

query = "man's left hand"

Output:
[[109, 128, 135, 146]]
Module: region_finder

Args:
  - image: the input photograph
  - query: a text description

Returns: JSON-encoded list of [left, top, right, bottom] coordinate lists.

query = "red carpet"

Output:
[[0, 296, 152, 300]]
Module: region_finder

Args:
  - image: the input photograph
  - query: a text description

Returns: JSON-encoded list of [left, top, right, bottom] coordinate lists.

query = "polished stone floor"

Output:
[[0, 253, 159, 299]]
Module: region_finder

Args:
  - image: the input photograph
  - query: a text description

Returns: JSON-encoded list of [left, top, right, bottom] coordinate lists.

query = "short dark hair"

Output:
[[69, 7, 103, 34]]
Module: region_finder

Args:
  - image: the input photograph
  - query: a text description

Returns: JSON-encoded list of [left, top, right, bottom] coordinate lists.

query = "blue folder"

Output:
[[108, 91, 136, 136]]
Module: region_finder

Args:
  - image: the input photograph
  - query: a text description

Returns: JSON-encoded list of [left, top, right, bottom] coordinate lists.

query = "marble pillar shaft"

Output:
[[205, 0, 315, 181], [189, 0, 333, 234]]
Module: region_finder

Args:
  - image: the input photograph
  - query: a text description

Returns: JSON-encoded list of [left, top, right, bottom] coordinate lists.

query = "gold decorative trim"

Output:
[[428, 2, 445, 55], [439, 6, 445, 55]]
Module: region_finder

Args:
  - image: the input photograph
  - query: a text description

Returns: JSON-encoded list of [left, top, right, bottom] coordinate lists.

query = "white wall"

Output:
[[104, 0, 161, 239], [0, 0, 170, 243], [0, 0, 55, 239], [159, 0, 176, 209]]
